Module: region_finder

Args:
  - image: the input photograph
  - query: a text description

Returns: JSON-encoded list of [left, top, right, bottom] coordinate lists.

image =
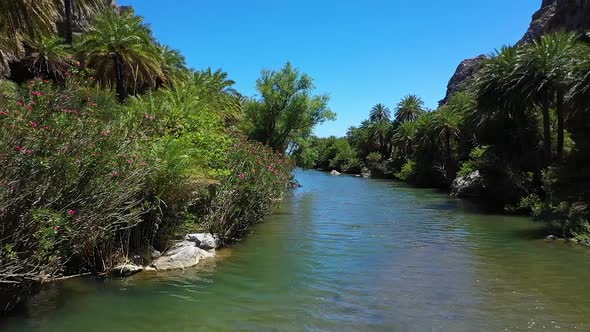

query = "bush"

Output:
[[0, 77, 154, 311], [366, 152, 382, 163], [395, 160, 416, 182], [205, 138, 294, 242]]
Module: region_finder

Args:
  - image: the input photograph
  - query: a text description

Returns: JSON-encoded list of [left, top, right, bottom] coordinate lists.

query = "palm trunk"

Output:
[[541, 100, 552, 166], [556, 93, 565, 163], [64, 0, 73, 44], [113, 54, 126, 102]]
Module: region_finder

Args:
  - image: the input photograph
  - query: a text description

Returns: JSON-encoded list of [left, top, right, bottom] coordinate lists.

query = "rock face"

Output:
[[151, 241, 214, 271], [439, 55, 487, 105], [519, 0, 590, 46], [450, 171, 485, 198], [442, 0, 590, 104]]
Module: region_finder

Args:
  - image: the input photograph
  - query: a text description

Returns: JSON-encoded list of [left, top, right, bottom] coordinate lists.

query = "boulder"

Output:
[[330, 170, 341, 176], [151, 249, 162, 259], [546, 235, 558, 241], [151, 242, 214, 271], [450, 170, 485, 198], [112, 263, 143, 277], [185, 233, 219, 250]]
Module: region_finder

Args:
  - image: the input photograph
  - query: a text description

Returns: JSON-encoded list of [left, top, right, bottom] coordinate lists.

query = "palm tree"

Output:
[[76, 10, 163, 101], [392, 120, 418, 158], [369, 103, 391, 122], [476, 46, 533, 156], [58, 0, 108, 44], [23, 35, 71, 79], [158, 44, 187, 83], [431, 107, 463, 163], [517, 31, 579, 164], [568, 36, 590, 116], [369, 120, 392, 157], [0, 0, 58, 77], [395, 94, 425, 123]]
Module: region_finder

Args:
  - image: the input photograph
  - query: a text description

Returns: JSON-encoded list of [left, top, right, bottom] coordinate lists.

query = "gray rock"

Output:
[[451, 171, 485, 198], [330, 170, 341, 176], [439, 55, 487, 106], [546, 235, 558, 241], [151, 249, 162, 259], [185, 233, 219, 250], [151, 242, 214, 271], [113, 263, 143, 277]]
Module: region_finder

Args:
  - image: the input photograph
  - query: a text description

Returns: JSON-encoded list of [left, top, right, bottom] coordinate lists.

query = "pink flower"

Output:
[[31, 91, 44, 97], [16, 101, 24, 107], [100, 130, 111, 136], [26, 149, 32, 155], [76, 61, 81, 67], [113, 171, 120, 177], [14, 145, 24, 152], [67, 209, 76, 216], [238, 173, 245, 180], [0, 111, 7, 116], [30, 121, 38, 128]]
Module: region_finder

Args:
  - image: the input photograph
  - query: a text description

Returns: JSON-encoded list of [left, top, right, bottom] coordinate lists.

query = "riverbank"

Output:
[[3, 169, 590, 331]]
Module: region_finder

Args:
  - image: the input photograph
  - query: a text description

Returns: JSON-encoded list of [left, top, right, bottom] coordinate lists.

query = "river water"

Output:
[[2, 170, 590, 331]]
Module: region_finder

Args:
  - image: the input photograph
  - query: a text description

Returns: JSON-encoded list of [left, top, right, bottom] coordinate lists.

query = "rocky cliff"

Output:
[[441, 0, 590, 104]]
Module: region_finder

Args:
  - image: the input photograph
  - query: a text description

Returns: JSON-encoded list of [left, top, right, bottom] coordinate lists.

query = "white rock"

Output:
[[330, 170, 341, 176], [151, 242, 214, 271], [185, 233, 219, 250], [113, 263, 143, 276]]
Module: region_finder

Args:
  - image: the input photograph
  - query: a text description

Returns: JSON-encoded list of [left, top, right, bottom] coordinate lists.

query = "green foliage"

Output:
[[458, 145, 491, 177], [395, 160, 416, 182], [243, 62, 335, 152], [395, 94, 425, 123], [366, 152, 382, 163], [76, 10, 164, 101], [206, 138, 294, 242]]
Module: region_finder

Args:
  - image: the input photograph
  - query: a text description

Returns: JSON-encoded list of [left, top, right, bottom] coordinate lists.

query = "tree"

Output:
[[395, 94, 425, 123], [369, 103, 391, 122], [59, 0, 108, 44], [23, 35, 71, 79], [0, 0, 58, 77], [76, 10, 163, 102], [431, 106, 463, 163], [243, 62, 335, 152], [392, 120, 418, 159], [517, 31, 579, 164], [368, 120, 392, 157]]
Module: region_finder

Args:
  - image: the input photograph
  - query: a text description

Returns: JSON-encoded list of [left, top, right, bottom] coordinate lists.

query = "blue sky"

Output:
[[119, 0, 540, 137]]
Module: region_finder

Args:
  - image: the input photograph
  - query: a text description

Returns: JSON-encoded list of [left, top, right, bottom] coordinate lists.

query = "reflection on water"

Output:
[[2, 169, 590, 331]]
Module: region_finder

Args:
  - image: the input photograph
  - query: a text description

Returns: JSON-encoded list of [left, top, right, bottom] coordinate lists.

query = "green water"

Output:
[[2, 170, 590, 331]]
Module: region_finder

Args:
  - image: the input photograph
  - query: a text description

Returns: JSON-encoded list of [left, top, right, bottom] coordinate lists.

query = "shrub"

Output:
[[205, 138, 294, 242], [366, 152, 382, 163], [395, 160, 416, 182], [0, 77, 154, 310]]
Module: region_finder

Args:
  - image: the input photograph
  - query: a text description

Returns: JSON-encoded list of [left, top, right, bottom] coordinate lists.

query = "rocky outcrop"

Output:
[[151, 241, 214, 271], [450, 171, 485, 198], [439, 55, 487, 105], [442, 0, 590, 105], [519, 0, 590, 46]]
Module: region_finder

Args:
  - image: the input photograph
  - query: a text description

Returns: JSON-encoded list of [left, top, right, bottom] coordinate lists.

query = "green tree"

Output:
[[76, 10, 163, 101], [517, 32, 579, 164], [244, 62, 335, 152], [0, 0, 58, 76], [395, 94, 425, 123], [369, 119, 392, 157], [369, 103, 391, 122], [392, 120, 418, 159], [23, 35, 71, 79], [59, 0, 108, 44]]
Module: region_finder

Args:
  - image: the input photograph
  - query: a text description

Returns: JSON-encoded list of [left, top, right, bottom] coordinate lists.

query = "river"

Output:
[[2, 169, 590, 331]]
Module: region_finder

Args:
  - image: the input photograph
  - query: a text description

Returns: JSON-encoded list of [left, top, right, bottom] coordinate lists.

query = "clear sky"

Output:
[[119, 0, 540, 137]]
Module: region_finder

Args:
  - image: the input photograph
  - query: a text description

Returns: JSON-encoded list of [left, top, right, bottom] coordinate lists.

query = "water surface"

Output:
[[2, 170, 590, 331]]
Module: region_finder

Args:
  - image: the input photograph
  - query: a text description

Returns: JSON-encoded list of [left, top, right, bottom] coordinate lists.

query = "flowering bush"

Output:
[[206, 137, 294, 242], [0, 77, 154, 309]]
